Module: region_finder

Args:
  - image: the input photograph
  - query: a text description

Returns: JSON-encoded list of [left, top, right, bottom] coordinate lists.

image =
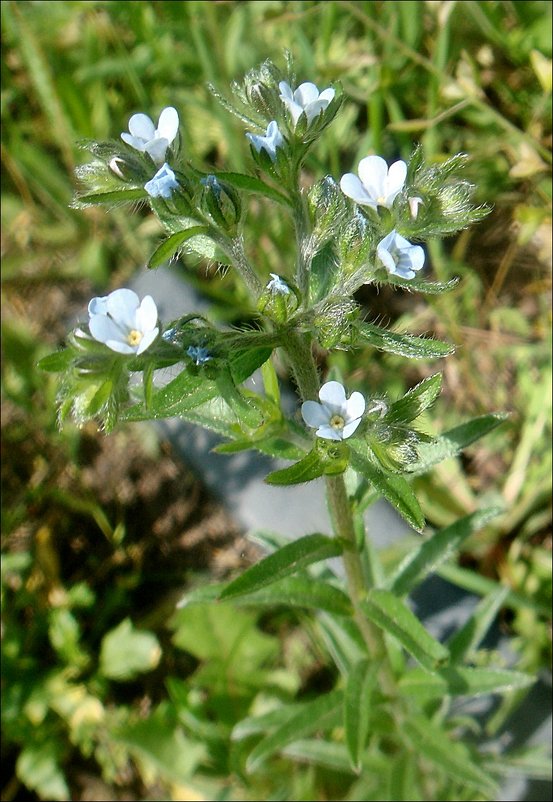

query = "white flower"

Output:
[[246, 121, 284, 161], [88, 288, 159, 355], [340, 155, 407, 210], [121, 106, 179, 165], [302, 381, 365, 441], [377, 230, 425, 280], [278, 81, 335, 127], [408, 196, 423, 219], [266, 273, 291, 294], [144, 163, 178, 199]]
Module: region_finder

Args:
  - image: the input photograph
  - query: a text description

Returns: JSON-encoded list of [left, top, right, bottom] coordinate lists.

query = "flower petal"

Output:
[[128, 113, 156, 141], [88, 296, 109, 316], [342, 417, 363, 439], [316, 424, 342, 441], [278, 81, 293, 100], [136, 327, 159, 355], [340, 173, 376, 206], [144, 137, 169, 165], [318, 88, 335, 104], [105, 338, 136, 355], [136, 295, 158, 332], [89, 314, 126, 345], [106, 288, 139, 330], [294, 82, 320, 106], [357, 155, 387, 200], [346, 391, 366, 421], [386, 160, 407, 200], [121, 133, 146, 151], [157, 106, 179, 143], [319, 381, 347, 410], [301, 400, 330, 428]]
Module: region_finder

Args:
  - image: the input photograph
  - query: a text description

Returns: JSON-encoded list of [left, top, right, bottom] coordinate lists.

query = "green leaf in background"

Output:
[[16, 742, 70, 802], [402, 714, 498, 797], [447, 587, 510, 664], [357, 323, 454, 359], [147, 226, 211, 269], [388, 507, 503, 595], [219, 533, 343, 600], [72, 187, 147, 207], [409, 413, 509, 474], [99, 618, 161, 681], [361, 590, 450, 672], [399, 666, 535, 699], [344, 658, 378, 771], [244, 690, 344, 773], [384, 275, 461, 294], [482, 747, 553, 782], [349, 448, 425, 532], [213, 171, 292, 206], [264, 450, 325, 485], [121, 371, 219, 422]]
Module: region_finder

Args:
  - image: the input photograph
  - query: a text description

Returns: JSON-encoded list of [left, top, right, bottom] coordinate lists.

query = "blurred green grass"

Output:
[[1, 1, 552, 799]]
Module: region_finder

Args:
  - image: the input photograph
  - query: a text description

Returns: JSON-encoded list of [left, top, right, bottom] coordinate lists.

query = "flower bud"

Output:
[[200, 175, 242, 234], [257, 273, 300, 323], [308, 176, 348, 240], [313, 297, 359, 348]]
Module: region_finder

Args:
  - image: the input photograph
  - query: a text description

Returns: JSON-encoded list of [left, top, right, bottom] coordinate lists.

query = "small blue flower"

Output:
[[187, 345, 212, 366], [377, 230, 425, 280], [121, 107, 179, 166], [266, 273, 291, 295], [278, 82, 335, 128], [88, 288, 159, 355], [144, 163, 179, 199], [246, 121, 284, 161], [340, 156, 407, 210], [302, 381, 365, 441]]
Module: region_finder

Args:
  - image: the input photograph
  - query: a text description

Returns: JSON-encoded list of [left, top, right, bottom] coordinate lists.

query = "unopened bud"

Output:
[[201, 175, 242, 234]]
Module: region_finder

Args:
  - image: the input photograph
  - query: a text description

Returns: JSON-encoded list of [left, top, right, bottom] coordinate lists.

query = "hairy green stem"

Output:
[[227, 235, 264, 298]]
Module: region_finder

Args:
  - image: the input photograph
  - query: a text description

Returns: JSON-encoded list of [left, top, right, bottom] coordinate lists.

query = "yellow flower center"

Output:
[[329, 414, 345, 430], [127, 329, 143, 346]]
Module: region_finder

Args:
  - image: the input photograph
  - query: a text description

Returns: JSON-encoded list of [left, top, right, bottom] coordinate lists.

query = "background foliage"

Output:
[[2, 1, 551, 800]]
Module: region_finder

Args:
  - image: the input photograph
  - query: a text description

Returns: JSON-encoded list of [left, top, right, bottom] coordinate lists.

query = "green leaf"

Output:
[[232, 576, 353, 616], [447, 587, 509, 663], [265, 450, 326, 485], [244, 691, 344, 773], [357, 323, 454, 359], [399, 666, 535, 698], [72, 187, 147, 206], [384, 275, 461, 294], [386, 373, 443, 423], [409, 413, 508, 474], [281, 739, 389, 774], [214, 435, 306, 461], [349, 448, 425, 532], [402, 714, 498, 796], [99, 618, 161, 681], [148, 226, 211, 269], [388, 507, 503, 595], [16, 742, 70, 801], [344, 659, 378, 771], [361, 590, 450, 672], [229, 346, 274, 384], [37, 349, 73, 372], [482, 747, 553, 781], [213, 171, 292, 206], [122, 371, 219, 422], [219, 534, 343, 600]]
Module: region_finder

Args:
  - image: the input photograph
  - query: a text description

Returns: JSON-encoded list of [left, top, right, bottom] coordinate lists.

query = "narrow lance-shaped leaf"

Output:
[[388, 507, 503, 596], [244, 691, 344, 774], [219, 533, 343, 600], [386, 373, 442, 423], [409, 413, 509, 474], [357, 323, 454, 359], [265, 450, 326, 486], [72, 187, 147, 207], [349, 448, 425, 532], [399, 666, 535, 699], [344, 659, 378, 771], [148, 226, 211, 269], [361, 589, 450, 672], [447, 586, 509, 664]]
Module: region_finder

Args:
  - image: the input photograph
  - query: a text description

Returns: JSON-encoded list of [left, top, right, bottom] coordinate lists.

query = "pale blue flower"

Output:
[[302, 381, 365, 441], [266, 273, 291, 294], [377, 230, 425, 280], [88, 288, 159, 355], [340, 156, 407, 210], [246, 121, 284, 161], [144, 163, 178, 199], [278, 81, 335, 127], [187, 345, 212, 366], [121, 107, 179, 165]]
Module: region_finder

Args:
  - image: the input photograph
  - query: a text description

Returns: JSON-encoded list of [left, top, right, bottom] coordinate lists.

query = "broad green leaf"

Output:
[[357, 323, 454, 359], [447, 587, 509, 663], [245, 691, 344, 773], [147, 226, 211, 269], [219, 534, 343, 600], [99, 618, 161, 681], [388, 507, 503, 595], [399, 666, 535, 698], [386, 373, 443, 423], [349, 448, 425, 532], [214, 170, 291, 206], [122, 372, 219, 422], [72, 187, 147, 206], [265, 450, 325, 485], [402, 714, 498, 796], [409, 414, 508, 474], [16, 742, 70, 801], [361, 590, 449, 672], [114, 704, 206, 785], [344, 659, 378, 771], [37, 349, 73, 372]]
